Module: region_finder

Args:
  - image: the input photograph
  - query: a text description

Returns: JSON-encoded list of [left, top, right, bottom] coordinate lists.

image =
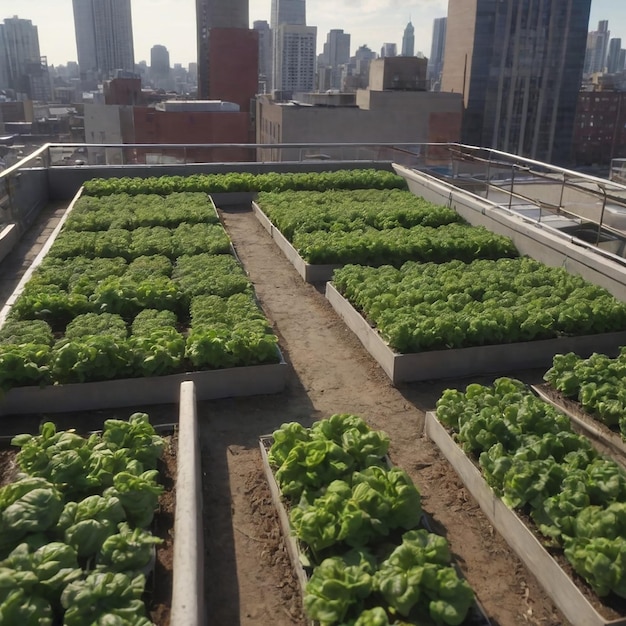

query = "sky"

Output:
[[2, 0, 626, 68]]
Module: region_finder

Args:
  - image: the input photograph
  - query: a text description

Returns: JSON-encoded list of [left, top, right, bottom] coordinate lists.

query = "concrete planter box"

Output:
[[259, 436, 311, 607], [259, 434, 492, 625], [423, 411, 626, 626], [325, 281, 626, 384], [532, 384, 626, 467], [0, 188, 287, 416], [252, 201, 340, 283], [0, 358, 287, 416]]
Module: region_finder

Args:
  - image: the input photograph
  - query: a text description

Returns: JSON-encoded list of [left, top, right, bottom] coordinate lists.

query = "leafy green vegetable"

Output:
[[0, 478, 63, 556], [61, 571, 152, 626], [104, 470, 163, 528], [304, 549, 376, 626], [97, 522, 162, 573], [374, 530, 474, 624], [57, 495, 126, 557]]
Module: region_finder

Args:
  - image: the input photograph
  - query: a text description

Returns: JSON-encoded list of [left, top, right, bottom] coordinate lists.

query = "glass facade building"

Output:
[[442, 0, 591, 165]]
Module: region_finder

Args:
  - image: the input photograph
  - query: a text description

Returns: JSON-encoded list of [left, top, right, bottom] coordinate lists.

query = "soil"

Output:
[[0, 198, 615, 626]]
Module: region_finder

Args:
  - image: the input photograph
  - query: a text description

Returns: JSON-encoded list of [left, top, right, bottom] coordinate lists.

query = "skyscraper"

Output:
[[271, 0, 305, 29], [196, 0, 248, 97], [254, 20, 272, 92], [150, 44, 171, 90], [584, 20, 610, 76], [0, 16, 50, 100], [271, 0, 314, 95], [274, 24, 317, 95], [319, 29, 350, 90], [401, 21, 415, 57], [195, 0, 257, 109], [380, 43, 397, 58], [427, 17, 447, 90], [441, 0, 591, 165], [606, 37, 623, 74], [72, 0, 135, 80]]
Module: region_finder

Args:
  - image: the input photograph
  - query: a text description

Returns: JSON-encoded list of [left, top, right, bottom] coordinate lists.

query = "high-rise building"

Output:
[[427, 17, 447, 90], [380, 43, 397, 58], [196, 0, 248, 97], [271, 0, 306, 29], [150, 44, 172, 90], [151, 45, 170, 74], [584, 20, 610, 76], [319, 29, 350, 91], [0, 16, 51, 100], [441, 0, 590, 165], [195, 0, 257, 110], [401, 21, 415, 57], [72, 0, 135, 81], [606, 38, 624, 74], [254, 20, 272, 93], [271, 0, 314, 96], [274, 24, 316, 96]]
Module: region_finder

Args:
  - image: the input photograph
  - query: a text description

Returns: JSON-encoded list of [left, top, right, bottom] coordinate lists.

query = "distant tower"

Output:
[[150, 44, 171, 90], [0, 16, 50, 100], [195, 0, 257, 111], [271, 0, 306, 29], [427, 17, 447, 90], [441, 0, 591, 164], [401, 21, 414, 57], [72, 0, 135, 80], [584, 20, 610, 75], [254, 20, 272, 93], [195, 0, 249, 98], [380, 43, 397, 58], [271, 0, 315, 96], [319, 29, 350, 90], [606, 38, 623, 74]]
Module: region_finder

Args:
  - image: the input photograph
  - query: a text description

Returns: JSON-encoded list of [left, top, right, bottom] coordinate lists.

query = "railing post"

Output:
[[509, 164, 515, 212], [597, 185, 608, 245]]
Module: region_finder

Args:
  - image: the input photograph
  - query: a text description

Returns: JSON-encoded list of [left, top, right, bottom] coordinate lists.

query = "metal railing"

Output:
[[3, 141, 626, 243]]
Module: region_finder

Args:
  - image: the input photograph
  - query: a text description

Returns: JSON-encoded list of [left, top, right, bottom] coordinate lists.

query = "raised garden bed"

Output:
[[325, 282, 626, 384], [252, 189, 517, 284], [326, 258, 626, 384], [259, 414, 492, 626], [425, 378, 626, 626], [0, 380, 202, 626], [0, 188, 286, 414], [424, 411, 626, 626]]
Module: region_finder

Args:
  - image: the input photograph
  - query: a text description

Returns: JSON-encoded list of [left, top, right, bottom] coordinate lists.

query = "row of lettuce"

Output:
[[435, 378, 626, 601], [0, 191, 279, 389], [0, 412, 165, 625], [267, 414, 479, 626], [255, 180, 626, 353], [257, 189, 517, 266]]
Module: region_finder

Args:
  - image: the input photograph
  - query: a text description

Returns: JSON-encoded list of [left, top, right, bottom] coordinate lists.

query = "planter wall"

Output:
[[0, 188, 287, 416], [325, 282, 626, 384], [0, 359, 287, 415], [531, 384, 626, 468], [423, 411, 626, 626], [252, 201, 340, 283]]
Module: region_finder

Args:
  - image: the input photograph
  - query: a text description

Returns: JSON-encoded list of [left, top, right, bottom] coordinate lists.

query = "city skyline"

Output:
[[1, 0, 625, 68]]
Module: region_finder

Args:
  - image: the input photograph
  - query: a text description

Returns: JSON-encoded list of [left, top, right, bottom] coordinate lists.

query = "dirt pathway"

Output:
[[200, 204, 568, 626]]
